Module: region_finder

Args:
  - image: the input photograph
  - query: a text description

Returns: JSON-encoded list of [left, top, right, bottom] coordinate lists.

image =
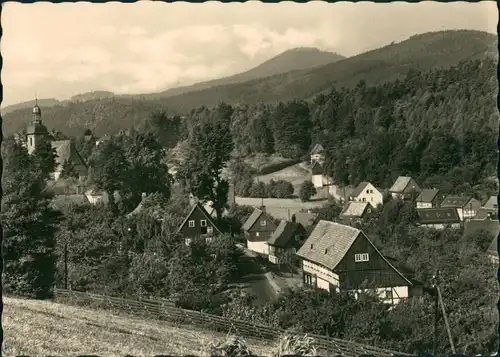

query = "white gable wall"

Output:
[[416, 202, 433, 209], [312, 174, 324, 188], [247, 240, 269, 255], [353, 183, 383, 206]]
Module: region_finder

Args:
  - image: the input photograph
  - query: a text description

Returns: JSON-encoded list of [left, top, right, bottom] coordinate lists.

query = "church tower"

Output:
[[26, 99, 48, 154]]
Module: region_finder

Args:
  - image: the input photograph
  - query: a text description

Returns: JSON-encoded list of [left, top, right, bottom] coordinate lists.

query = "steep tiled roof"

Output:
[[177, 202, 222, 234], [267, 221, 300, 248], [389, 176, 412, 193], [340, 202, 372, 218], [293, 212, 319, 229], [349, 182, 371, 198], [241, 208, 263, 232], [417, 208, 460, 225], [483, 196, 498, 210], [310, 143, 325, 155], [416, 189, 439, 203], [440, 196, 473, 208], [475, 208, 497, 220], [296, 221, 361, 270], [51, 140, 87, 173], [311, 161, 324, 175]]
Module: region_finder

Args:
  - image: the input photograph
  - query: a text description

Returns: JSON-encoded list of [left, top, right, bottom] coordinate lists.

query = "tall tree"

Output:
[[1, 139, 60, 298], [177, 103, 234, 221], [32, 138, 57, 181]]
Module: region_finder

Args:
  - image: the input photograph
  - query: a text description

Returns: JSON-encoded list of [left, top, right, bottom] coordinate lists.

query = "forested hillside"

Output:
[[3, 30, 496, 136]]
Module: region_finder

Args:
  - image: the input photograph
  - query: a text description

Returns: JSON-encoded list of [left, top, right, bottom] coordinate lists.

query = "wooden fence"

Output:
[[53, 288, 412, 357]]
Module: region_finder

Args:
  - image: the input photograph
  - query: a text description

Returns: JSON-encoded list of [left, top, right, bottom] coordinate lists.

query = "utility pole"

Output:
[[432, 270, 439, 356], [64, 239, 68, 290], [437, 282, 456, 354]]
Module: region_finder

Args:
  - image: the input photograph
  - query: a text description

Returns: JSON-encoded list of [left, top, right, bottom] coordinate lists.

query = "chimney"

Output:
[[141, 192, 147, 200], [227, 183, 235, 208], [260, 205, 266, 213], [291, 214, 296, 223], [189, 193, 199, 207]]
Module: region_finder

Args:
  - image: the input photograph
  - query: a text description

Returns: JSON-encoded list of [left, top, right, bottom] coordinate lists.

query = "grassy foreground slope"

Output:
[[2, 297, 274, 357]]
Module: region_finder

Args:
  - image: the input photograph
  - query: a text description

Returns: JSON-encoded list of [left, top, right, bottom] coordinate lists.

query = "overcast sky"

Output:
[[1, 1, 497, 107]]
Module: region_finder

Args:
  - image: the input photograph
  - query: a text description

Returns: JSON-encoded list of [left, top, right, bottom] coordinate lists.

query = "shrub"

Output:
[[205, 335, 253, 357], [272, 334, 317, 357], [258, 159, 301, 175], [299, 181, 316, 202]]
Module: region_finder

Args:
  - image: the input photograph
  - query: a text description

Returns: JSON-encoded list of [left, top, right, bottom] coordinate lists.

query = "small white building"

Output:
[[241, 206, 277, 255], [389, 176, 421, 200], [440, 196, 481, 221], [348, 182, 383, 207], [310, 143, 325, 165], [416, 207, 461, 229], [311, 161, 325, 188]]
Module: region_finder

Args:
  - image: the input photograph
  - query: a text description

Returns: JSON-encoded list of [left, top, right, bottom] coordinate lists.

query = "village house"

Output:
[[440, 195, 481, 221], [415, 189, 440, 209], [389, 176, 421, 200], [177, 201, 223, 245], [296, 220, 421, 305], [267, 220, 306, 266], [463, 217, 498, 264], [475, 196, 498, 219], [416, 207, 461, 229], [25, 103, 88, 181], [291, 211, 320, 233], [483, 196, 498, 210], [328, 185, 355, 202], [348, 182, 384, 207], [241, 206, 278, 255], [310, 143, 325, 165], [85, 188, 121, 205], [339, 201, 375, 224], [310, 161, 334, 189]]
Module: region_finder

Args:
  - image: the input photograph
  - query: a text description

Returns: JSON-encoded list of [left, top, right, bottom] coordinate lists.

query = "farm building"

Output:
[[339, 202, 375, 223], [415, 189, 440, 209], [177, 202, 223, 245], [482, 196, 498, 210], [440, 196, 481, 221], [416, 207, 461, 229], [292, 211, 320, 232], [267, 220, 306, 266], [296, 220, 421, 305], [348, 182, 383, 207], [389, 176, 421, 200], [241, 206, 278, 255]]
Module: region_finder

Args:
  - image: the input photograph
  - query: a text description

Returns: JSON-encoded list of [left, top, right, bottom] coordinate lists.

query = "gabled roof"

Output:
[[293, 212, 319, 229], [463, 218, 499, 242], [440, 196, 475, 208], [416, 208, 460, 225], [267, 221, 301, 248], [389, 176, 413, 193], [416, 189, 439, 203], [311, 160, 324, 175], [241, 208, 263, 232], [349, 182, 371, 198], [310, 143, 325, 155], [51, 140, 87, 172], [296, 220, 413, 285], [177, 202, 222, 234], [483, 196, 498, 210], [475, 208, 497, 220], [340, 201, 373, 218], [202, 201, 229, 218]]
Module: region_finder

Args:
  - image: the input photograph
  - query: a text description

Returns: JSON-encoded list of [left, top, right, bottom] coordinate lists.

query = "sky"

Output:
[[1, 1, 497, 107]]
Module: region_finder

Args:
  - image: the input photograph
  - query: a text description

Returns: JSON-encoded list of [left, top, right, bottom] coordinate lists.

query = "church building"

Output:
[[25, 102, 88, 181]]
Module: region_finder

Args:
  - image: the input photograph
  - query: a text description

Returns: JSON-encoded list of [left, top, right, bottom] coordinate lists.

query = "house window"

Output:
[[205, 237, 213, 243], [256, 232, 260, 237], [207, 226, 213, 234], [367, 209, 372, 213], [260, 220, 267, 226], [185, 238, 192, 246], [355, 253, 369, 262], [385, 289, 393, 299], [366, 190, 369, 194], [200, 220, 207, 227], [369, 190, 373, 194], [29, 137, 33, 146], [362, 198, 366, 202], [188, 220, 195, 228]]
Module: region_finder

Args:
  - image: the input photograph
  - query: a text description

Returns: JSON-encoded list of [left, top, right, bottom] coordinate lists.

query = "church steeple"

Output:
[[26, 97, 48, 155], [32, 97, 42, 123]]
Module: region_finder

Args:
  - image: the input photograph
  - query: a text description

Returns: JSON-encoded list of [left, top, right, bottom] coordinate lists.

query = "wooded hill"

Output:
[[3, 30, 496, 137]]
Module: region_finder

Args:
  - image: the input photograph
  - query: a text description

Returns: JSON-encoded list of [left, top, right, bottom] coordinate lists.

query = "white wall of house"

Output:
[[416, 202, 433, 209], [462, 208, 478, 220], [86, 193, 103, 205], [353, 286, 409, 305], [247, 240, 269, 255], [312, 174, 324, 188], [310, 153, 324, 165], [302, 260, 340, 291], [322, 175, 334, 186], [352, 183, 383, 206], [422, 223, 461, 230]]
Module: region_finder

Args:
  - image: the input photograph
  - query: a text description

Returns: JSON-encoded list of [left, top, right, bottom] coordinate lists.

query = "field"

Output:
[[235, 196, 326, 220], [2, 296, 275, 357], [256, 162, 312, 190]]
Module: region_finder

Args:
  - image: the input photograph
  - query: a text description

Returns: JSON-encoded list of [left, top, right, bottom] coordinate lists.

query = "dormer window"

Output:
[[200, 220, 207, 227], [261, 220, 267, 226], [324, 248, 328, 254], [188, 220, 195, 228], [310, 244, 313, 249]]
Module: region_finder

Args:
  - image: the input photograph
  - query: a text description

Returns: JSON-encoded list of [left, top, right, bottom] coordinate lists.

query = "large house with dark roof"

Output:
[[177, 202, 223, 245], [389, 176, 421, 200], [415, 189, 440, 209], [475, 196, 498, 220], [339, 202, 374, 224], [348, 182, 384, 207], [267, 220, 306, 266], [25, 102, 88, 181], [440, 196, 481, 221], [242, 206, 278, 255], [296, 221, 421, 305], [416, 208, 461, 229]]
